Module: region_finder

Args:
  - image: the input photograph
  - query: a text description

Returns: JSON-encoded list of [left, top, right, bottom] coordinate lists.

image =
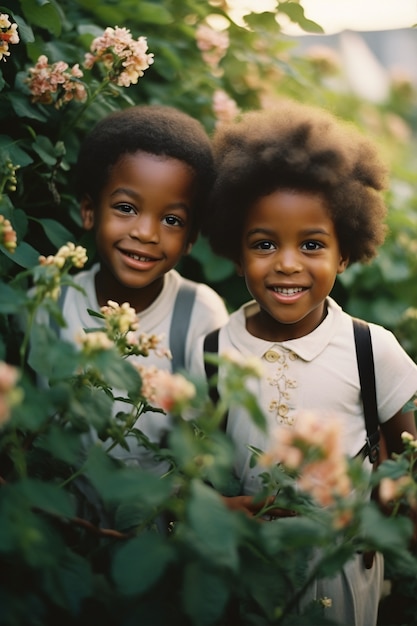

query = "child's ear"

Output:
[[80, 195, 95, 230], [235, 260, 244, 277], [337, 253, 349, 274]]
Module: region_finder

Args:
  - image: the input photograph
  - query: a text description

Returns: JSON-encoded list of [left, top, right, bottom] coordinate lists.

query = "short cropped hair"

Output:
[[204, 99, 388, 264], [76, 105, 214, 238]]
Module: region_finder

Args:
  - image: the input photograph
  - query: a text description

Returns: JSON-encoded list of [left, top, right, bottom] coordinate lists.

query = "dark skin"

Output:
[[222, 189, 417, 518], [81, 151, 197, 313]]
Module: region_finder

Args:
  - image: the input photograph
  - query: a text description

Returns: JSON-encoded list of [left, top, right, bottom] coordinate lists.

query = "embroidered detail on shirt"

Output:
[[266, 349, 297, 426]]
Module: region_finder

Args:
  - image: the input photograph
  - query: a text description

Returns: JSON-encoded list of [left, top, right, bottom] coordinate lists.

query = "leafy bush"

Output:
[[1, 2, 417, 624]]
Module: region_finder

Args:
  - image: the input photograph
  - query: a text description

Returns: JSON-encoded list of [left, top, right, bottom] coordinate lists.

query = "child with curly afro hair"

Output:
[[191, 99, 417, 626]]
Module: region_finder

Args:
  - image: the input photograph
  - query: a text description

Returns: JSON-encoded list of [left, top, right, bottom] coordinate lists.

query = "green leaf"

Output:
[[85, 446, 172, 506], [67, 385, 114, 433], [134, 1, 173, 25], [32, 135, 60, 166], [36, 218, 76, 248], [0, 134, 34, 167], [28, 324, 79, 379], [36, 424, 81, 465], [7, 92, 48, 123], [42, 550, 93, 614], [20, 0, 63, 36], [11, 13, 35, 44], [277, 2, 324, 33], [86, 349, 142, 395], [9, 378, 53, 431], [0, 241, 40, 269], [360, 503, 413, 553], [183, 562, 229, 626], [112, 532, 175, 595], [16, 478, 74, 518], [314, 542, 356, 579], [186, 480, 239, 571], [0, 487, 66, 563], [0, 280, 28, 313]]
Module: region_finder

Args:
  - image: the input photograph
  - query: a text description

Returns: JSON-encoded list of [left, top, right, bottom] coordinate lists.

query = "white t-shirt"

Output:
[[191, 296, 417, 496], [41, 264, 229, 468]]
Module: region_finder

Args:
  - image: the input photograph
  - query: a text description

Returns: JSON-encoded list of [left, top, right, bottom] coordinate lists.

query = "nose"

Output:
[[130, 214, 159, 243], [274, 248, 302, 274]]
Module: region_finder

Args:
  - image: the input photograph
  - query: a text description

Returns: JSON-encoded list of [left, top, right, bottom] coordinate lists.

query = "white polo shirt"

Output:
[[192, 297, 417, 496], [38, 263, 229, 469]]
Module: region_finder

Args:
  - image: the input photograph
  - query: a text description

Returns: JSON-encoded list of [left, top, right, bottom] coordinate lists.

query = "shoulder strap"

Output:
[[203, 328, 220, 405], [169, 279, 197, 372], [353, 318, 380, 463]]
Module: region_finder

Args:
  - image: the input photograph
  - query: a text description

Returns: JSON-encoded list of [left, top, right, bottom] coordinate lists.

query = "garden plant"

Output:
[[1, 1, 417, 624]]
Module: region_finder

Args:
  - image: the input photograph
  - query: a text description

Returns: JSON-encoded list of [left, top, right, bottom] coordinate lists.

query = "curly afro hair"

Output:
[[204, 99, 388, 265], [76, 104, 214, 239]]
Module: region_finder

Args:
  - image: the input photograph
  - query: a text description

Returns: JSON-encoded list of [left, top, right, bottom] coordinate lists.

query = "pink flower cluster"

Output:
[[378, 431, 417, 512], [213, 89, 240, 127], [196, 23, 229, 69], [0, 361, 19, 426], [0, 13, 19, 62], [260, 411, 352, 509], [26, 55, 87, 109], [136, 364, 195, 413], [99, 300, 170, 359], [84, 26, 154, 87], [0, 215, 17, 253]]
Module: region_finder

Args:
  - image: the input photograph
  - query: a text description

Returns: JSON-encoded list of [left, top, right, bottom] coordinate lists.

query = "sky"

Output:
[[228, 0, 417, 34]]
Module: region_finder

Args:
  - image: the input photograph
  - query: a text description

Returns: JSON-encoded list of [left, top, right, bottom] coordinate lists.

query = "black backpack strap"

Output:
[[203, 328, 220, 405], [353, 318, 380, 463], [169, 279, 197, 372]]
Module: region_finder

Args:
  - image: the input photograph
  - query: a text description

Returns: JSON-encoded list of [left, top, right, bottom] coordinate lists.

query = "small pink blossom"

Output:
[[0, 361, 19, 426], [84, 26, 154, 87], [136, 365, 195, 412], [379, 475, 415, 508], [0, 13, 19, 62], [196, 23, 229, 69], [0, 215, 17, 252], [77, 330, 114, 353], [26, 55, 87, 108], [101, 300, 139, 334], [260, 411, 352, 509], [213, 90, 240, 127]]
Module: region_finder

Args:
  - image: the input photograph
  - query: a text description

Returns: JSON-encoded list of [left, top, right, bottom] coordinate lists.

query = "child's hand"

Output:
[[221, 495, 296, 520]]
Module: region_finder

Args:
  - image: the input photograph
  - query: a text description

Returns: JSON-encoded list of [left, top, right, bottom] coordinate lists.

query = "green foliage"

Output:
[[1, 1, 417, 624]]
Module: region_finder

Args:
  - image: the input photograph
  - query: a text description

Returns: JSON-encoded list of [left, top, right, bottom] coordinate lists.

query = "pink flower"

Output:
[[379, 476, 414, 506], [213, 90, 240, 126], [136, 365, 195, 412], [0, 215, 17, 253], [196, 24, 229, 69], [26, 55, 87, 108], [0, 13, 19, 62], [260, 411, 352, 509], [84, 26, 154, 87], [0, 361, 19, 426]]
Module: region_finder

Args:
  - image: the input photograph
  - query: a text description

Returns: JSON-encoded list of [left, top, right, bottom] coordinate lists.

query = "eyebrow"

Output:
[[110, 187, 191, 212], [246, 227, 332, 238]]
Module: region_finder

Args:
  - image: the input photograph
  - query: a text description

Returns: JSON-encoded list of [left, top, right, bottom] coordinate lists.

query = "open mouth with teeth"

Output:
[[272, 287, 304, 295], [126, 252, 154, 262]]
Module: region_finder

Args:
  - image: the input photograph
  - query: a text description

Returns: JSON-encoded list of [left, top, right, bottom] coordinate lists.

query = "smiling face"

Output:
[[237, 189, 349, 342], [81, 151, 197, 311]]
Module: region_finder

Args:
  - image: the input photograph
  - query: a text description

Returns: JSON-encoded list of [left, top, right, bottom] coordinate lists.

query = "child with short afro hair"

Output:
[[191, 99, 417, 625], [204, 99, 387, 265], [41, 104, 229, 471]]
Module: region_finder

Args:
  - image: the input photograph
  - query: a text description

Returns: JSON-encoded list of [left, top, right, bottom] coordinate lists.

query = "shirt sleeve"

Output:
[[371, 323, 417, 422]]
